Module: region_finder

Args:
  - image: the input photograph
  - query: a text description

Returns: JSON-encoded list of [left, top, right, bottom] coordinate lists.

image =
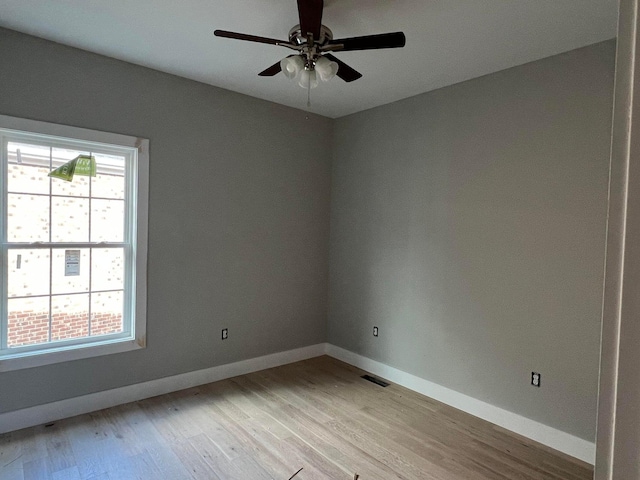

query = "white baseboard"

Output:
[[0, 342, 596, 465], [0, 343, 326, 435], [325, 344, 595, 465]]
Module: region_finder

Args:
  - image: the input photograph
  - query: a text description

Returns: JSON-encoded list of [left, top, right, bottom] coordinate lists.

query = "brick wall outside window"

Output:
[[7, 310, 122, 346]]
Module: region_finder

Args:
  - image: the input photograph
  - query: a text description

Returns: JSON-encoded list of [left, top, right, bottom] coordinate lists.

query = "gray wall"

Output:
[[328, 41, 615, 441], [0, 28, 333, 414]]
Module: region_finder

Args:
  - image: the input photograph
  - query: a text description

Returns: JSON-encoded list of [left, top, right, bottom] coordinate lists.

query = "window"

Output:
[[0, 115, 148, 371]]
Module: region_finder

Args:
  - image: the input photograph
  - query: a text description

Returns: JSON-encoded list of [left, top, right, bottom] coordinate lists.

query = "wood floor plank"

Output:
[[0, 356, 593, 480], [0, 430, 25, 479], [43, 426, 76, 475], [143, 442, 192, 480], [209, 407, 298, 478], [22, 458, 50, 480], [50, 466, 81, 480], [0, 464, 23, 480], [167, 438, 223, 480]]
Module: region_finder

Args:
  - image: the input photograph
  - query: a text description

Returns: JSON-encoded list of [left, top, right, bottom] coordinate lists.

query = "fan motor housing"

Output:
[[288, 24, 333, 46]]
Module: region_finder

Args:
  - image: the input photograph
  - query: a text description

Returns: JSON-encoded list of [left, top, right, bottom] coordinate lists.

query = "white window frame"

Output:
[[0, 115, 148, 372]]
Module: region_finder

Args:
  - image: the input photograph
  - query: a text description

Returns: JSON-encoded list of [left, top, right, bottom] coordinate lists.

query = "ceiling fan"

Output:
[[214, 0, 406, 90]]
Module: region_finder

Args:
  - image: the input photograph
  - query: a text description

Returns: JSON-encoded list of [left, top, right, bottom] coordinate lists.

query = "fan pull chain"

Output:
[[307, 80, 312, 108]]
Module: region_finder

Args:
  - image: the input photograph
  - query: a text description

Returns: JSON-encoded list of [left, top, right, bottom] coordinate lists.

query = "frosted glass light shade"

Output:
[[315, 56, 339, 82], [298, 69, 318, 89], [281, 56, 304, 79]]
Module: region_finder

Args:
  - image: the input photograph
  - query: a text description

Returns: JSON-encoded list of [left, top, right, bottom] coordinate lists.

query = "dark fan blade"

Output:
[[297, 0, 323, 40], [258, 61, 283, 76], [214, 30, 288, 46], [324, 54, 362, 82], [328, 32, 406, 51]]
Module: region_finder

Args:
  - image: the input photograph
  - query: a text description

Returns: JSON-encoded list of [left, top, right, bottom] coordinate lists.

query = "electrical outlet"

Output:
[[221, 328, 228, 340], [531, 372, 541, 387], [373, 326, 379, 337]]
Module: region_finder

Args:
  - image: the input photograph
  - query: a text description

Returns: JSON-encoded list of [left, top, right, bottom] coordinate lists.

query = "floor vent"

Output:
[[361, 375, 389, 387]]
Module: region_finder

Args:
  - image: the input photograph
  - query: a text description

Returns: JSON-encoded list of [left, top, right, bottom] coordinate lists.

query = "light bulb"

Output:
[[281, 56, 304, 79], [315, 56, 339, 82], [298, 69, 318, 89]]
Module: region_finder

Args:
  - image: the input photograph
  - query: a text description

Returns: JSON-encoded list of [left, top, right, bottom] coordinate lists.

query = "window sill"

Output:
[[0, 336, 145, 372]]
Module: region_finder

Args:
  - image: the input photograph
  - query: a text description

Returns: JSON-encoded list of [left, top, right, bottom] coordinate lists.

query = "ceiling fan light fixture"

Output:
[[215, 0, 406, 95], [315, 56, 339, 82], [298, 69, 318, 89], [281, 55, 305, 79]]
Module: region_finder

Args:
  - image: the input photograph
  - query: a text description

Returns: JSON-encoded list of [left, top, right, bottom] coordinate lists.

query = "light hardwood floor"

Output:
[[0, 356, 593, 480]]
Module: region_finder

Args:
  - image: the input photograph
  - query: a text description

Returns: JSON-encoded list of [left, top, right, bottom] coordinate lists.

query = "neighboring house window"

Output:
[[0, 115, 148, 371]]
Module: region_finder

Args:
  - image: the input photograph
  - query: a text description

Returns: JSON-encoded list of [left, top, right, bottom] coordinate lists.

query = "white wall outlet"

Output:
[[221, 328, 228, 340], [531, 372, 541, 387], [373, 326, 379, 337]]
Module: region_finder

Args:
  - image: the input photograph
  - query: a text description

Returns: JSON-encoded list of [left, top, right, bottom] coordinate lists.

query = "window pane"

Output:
[[7, 194, 50, 242], [91, 291, 124, 336], [51, 147, 90, 197], [91, 199, 124, 242], [51, 294, 89, 342], [51, 197, 89, 242], [93, 154, 125, 199], [91, 248, 125, 291], [8, 142, 50, 195], [7, 296, 50, 347], [51, 248, 90, 294], [8, 249, 50, 298], [0, 120, 144, 367]]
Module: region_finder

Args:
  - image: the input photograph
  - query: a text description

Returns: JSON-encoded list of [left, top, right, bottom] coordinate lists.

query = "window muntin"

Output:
[[0, 123, 145, 365]]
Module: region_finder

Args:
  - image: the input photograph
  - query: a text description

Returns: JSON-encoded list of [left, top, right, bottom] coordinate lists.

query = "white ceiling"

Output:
[[0, 0, 618, 118]]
